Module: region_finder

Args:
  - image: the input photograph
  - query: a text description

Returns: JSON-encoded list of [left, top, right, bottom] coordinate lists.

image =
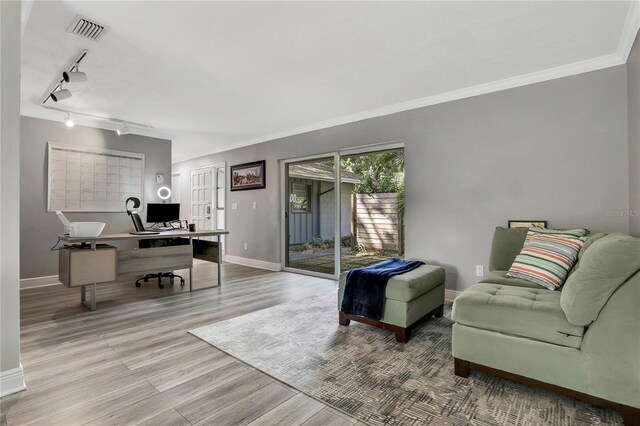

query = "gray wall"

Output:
[[174, 65, 629, 291], [628, 32, 640, 237], [1, 0, 24, 393], [20, 117, 172, 279]]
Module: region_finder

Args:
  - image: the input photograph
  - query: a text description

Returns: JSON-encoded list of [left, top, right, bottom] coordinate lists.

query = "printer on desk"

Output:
[[55, 211, 105, 237]]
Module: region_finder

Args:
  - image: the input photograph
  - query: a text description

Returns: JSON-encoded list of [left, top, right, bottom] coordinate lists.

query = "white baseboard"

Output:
[[224, 255, 282, 272], [445, 289, 462, 303], [0, 365, 26, 397], [20, 275, 61, 290]]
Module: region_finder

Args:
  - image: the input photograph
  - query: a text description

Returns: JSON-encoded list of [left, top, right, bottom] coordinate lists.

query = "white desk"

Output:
[[59, 230, 229, 310]]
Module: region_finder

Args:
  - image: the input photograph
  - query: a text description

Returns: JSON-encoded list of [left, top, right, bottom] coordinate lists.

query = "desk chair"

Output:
[[135, 272, 185, 289], [134, 238, 187, 289]]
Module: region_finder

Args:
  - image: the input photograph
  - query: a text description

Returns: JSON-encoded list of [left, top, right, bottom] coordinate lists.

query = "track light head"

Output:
[[64, 113, 74, 127], [63, 71, 87, 83], [51, 89, 72, 102]]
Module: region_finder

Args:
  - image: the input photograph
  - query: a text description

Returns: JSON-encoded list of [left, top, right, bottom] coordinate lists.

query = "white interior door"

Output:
[[191, 167, 214, 232], [215, 166, 226, 256], [216, 167, 225, 230], [190, 164, 226, 253]]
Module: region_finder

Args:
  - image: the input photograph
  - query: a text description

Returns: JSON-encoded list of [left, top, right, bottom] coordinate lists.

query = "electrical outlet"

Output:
[[252, 202, 257, 210], [475, 265, 484, 277], [244, 243, 248, 250], [232, 203, 238, 210]]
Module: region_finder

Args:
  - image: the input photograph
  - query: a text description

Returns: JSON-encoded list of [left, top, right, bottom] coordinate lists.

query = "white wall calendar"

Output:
[[47, 142, 145, 212]]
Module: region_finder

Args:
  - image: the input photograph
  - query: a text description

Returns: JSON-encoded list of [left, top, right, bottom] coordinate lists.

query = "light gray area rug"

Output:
[[190, 292, 622, 426]]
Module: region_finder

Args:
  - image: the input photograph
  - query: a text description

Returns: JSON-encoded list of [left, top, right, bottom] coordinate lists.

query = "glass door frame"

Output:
[[281, 152, 341, 280], [280, 141, 404, 280]]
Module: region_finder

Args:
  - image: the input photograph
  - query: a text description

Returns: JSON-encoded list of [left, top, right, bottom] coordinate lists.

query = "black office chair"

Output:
[[135, 272, 185, 289]]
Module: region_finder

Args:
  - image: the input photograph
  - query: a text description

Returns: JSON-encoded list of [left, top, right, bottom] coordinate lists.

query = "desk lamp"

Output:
[[157, 186, 171, 203]]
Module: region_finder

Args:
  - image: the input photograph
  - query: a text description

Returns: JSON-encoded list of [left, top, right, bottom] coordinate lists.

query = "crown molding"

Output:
[[174, 52, 626, 163], [618, 0, 640, 62], [22, 3, 640, 164], [174, 2, 640, 163]]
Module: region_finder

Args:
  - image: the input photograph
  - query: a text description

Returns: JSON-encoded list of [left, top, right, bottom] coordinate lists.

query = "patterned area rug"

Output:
[[190, 292, 622, 426]]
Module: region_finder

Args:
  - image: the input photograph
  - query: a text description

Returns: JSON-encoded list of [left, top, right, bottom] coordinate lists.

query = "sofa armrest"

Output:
[[580, 271, 640, 409]]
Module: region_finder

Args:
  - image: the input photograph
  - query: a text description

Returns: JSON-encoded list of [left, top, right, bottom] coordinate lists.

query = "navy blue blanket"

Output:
[[341, 258, 425, 321]]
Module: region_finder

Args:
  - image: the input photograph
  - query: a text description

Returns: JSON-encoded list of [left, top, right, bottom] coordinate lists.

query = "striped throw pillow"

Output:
[[506, 226, 588, 290]]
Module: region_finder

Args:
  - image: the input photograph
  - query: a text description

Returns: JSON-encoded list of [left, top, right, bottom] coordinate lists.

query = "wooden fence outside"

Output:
[[352, 193, 403, 254]]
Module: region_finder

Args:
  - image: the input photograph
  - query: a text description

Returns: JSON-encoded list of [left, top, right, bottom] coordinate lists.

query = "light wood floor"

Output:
[[0, 263, 365, 426]]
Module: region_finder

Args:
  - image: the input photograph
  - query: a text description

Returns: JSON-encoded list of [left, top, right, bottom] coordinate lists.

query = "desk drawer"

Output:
[[118, 245, 193, 275], [59, 245, 117, 287]]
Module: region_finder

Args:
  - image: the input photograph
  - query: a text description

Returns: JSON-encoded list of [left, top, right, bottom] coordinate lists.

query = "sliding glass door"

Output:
[[282, 146, 404, 278], [340, 149, 404, 272], [283, 155, 338, 277]]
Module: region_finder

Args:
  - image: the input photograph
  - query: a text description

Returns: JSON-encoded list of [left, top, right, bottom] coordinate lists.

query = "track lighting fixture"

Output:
[[42, 50, 88, 105], [116, 124, 131, 136], [50, 86, 72, 102], [64, 113, 74, 127], [41, 106, 156, 133], [63, 70, 87, 83]]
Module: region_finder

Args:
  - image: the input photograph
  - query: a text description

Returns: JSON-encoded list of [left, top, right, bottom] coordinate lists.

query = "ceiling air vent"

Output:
[[66, 15, 108, 41]]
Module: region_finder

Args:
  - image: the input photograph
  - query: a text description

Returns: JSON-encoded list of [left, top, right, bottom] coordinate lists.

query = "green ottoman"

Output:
[[338, 264, 446, 342]]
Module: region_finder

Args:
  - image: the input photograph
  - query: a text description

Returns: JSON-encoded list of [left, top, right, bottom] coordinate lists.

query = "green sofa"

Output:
[[452, 228, 640, 425]]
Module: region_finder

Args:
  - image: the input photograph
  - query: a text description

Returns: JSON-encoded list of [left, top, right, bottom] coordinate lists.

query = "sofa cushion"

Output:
[[452, 284, 585, 348], [561, 234, 640, 326], [339, 264, 444, 303], [489, 227, 528, 271], [479, 270, 541, 289], [506, 226, 588, 290]]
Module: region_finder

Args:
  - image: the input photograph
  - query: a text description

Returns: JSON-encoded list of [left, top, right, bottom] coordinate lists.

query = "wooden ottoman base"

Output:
[[339, 304, 444, 343]]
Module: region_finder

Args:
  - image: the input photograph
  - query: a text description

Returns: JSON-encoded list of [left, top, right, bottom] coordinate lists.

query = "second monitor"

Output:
[[146, 203, 180, 225]]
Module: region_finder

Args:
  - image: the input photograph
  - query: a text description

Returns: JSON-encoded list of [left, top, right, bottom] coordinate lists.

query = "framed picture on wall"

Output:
[[508, 220, 548, 229], [230, 160, 266, 191]]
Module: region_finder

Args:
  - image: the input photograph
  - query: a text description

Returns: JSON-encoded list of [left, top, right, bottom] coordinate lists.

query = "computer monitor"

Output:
[[146, 203, 180, 224]]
